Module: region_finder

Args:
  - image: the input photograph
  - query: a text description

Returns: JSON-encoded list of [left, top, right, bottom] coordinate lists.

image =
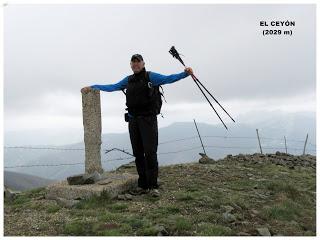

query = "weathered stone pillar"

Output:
[[82, 88, 104, 174]]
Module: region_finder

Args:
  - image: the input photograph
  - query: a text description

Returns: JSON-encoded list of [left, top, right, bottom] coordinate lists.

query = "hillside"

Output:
[[4, 171, 56, 191], [4, 152, 316, 236], [4, 111, 316, 181]]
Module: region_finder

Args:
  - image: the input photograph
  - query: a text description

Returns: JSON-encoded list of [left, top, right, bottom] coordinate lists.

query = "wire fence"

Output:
[[3, 132, 316, 169]]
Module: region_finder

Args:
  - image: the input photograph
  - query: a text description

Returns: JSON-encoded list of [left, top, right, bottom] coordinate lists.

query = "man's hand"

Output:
[[184, 67, 194, 76], [81, 86, 93, 94]]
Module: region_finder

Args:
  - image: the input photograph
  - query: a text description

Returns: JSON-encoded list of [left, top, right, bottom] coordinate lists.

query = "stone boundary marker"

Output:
[[82, 88, 103, 174]]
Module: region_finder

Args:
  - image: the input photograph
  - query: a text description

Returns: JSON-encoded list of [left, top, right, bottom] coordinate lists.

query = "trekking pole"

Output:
[[191, 74, 235, 123], [169, 46, 227, 130], [192, 74, 228, 130], [169, 46, 235, 130]]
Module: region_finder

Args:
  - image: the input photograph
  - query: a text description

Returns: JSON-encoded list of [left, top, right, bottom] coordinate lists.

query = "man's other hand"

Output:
[[81, 86, 93, 94], [184, 67, 194, 76]]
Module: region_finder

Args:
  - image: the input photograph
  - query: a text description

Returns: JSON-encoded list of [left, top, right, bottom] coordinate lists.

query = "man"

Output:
[[81, 54, 193, 197]]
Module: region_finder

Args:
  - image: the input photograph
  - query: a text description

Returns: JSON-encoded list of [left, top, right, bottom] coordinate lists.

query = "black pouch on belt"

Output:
[[124, 112, 129, 122]]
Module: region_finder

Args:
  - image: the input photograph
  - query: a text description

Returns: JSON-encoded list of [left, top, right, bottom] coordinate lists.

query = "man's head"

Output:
[[130, 54, 145, 74]]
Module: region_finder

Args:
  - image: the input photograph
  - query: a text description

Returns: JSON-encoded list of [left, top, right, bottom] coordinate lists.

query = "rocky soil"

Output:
[[4, 152, 316, 236]]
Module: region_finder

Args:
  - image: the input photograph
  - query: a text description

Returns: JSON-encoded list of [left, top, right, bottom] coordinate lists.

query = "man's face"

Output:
[[130, 59, 145, 73]]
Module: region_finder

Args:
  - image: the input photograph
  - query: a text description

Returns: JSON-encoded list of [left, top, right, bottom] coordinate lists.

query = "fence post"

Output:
[[284, 136, 287, 154], [256, 129, 263, 154], [303, 133, 309, 155], [193, 119, 206, 155]]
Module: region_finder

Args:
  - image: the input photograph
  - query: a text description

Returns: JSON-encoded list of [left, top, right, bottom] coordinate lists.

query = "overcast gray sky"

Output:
[[4, 4, 316, 137]]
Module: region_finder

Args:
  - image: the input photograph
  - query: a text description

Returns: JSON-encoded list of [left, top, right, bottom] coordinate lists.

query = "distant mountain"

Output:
[[3, 110, 316, 180], [4, 128, 83, 146], [4, 171, 56, 191]]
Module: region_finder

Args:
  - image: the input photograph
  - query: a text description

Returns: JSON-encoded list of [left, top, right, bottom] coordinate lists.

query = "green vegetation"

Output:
[[4, 158, 316, 236], [46, 204, 61, 213]]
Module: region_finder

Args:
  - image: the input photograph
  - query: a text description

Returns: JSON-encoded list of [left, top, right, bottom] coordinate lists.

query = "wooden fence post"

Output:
[[256, 129, 263, 154], [303, 133, 309, 155], [284, 136, 287, 154], [193, 119, 206, 155]]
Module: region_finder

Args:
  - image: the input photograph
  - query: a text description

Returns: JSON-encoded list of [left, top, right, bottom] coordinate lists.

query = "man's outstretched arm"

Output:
[[149, 68, 192, 86], [90, 76, 129, 92]]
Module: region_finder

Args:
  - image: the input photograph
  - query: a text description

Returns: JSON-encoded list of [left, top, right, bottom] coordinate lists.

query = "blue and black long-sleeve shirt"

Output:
[[90, 71, 190, 92], [90, 70, 190, 118]]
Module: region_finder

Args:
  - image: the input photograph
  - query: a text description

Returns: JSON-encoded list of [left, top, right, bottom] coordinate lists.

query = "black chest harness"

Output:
[[121, 69, 166, 117]]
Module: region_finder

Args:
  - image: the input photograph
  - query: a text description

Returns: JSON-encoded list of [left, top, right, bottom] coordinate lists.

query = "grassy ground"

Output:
[[4, 158, 316, 236]]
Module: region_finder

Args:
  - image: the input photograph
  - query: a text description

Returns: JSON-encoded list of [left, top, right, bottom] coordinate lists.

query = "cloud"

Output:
[[4, 4, 316, 133]]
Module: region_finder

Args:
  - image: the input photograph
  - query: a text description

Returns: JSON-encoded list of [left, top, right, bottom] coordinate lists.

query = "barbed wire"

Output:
[[3, 133, 316, 169], [4, 156, 135, 169], [204, 145, 316, 151], [202, 135, 316, 145], [3, 146, 205, 168], [4, 143, 315, 153], [4, 162, 84, 168], [158, 146, 203, 155], [4, 143, 316, 169], [158, 136, 198, 145], [4, 146, 85, 151], [4, 134, 316, 150]]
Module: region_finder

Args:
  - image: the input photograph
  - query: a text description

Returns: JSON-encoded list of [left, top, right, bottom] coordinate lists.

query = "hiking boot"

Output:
[[129, 186, 149, 195], [149, 188, 160, 198], [150, 180, 163, 190]]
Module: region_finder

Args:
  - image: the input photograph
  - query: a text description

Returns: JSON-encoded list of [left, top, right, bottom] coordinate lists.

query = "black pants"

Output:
[[128, 114, 158, 189]]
